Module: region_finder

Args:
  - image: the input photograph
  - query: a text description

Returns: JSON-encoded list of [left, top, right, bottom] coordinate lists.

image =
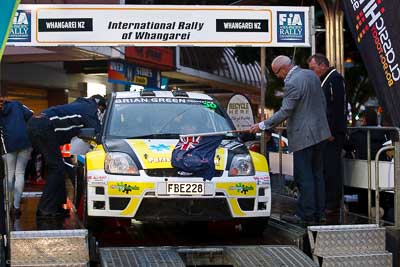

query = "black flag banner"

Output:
[[342, 0, 400, 126]]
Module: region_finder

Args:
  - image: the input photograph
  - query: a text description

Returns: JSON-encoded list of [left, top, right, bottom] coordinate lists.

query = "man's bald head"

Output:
[[271, 55, 293, 79]]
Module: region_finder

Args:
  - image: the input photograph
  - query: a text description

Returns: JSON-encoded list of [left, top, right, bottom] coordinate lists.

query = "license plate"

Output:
[[166, 182, 204, 195]]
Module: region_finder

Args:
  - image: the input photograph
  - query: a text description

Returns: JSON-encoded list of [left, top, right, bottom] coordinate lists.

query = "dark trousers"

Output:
[[0, 155, 5, 235], [293, 141, 326, 219], [27, 117, 66, 214], [324, 134, 345, 210], [0, 183, 5, 235]]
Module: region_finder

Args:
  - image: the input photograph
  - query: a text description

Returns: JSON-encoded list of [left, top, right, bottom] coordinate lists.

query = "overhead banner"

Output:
[[342, 0, 400, 126], [7, 5, 311, 47], [0, 0, 21, 59]]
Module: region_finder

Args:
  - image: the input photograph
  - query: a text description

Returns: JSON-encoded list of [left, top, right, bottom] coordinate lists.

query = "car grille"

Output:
[[135, 198, 231, 221], [145, 168, 223, 177]]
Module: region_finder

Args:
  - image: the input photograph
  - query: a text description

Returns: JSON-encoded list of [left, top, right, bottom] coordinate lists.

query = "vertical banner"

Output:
[[0, 0, 21, 60], [342, 0, 400, 126]]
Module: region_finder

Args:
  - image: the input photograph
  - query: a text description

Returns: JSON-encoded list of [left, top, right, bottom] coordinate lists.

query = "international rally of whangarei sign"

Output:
[[7, 5, 311, 47]]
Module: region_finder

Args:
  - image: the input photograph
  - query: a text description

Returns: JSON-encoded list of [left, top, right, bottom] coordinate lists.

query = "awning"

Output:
[[3, 46, 111, 63], [163, 47, 264, 97]]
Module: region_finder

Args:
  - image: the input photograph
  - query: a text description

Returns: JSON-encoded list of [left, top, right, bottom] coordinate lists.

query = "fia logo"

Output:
[[9, 10, 31, 42], [13, 11, 29, 25], [277, 11, 305, 43], [279, 13, 303, 27]]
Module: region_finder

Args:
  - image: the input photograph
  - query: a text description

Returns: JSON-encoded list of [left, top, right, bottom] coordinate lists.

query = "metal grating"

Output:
[[225, 246, 318, 267], [322, 253, 392, 267], [10, 230, 88, 267], [100, 246, 317, 267], [100, 247, 185, 267]]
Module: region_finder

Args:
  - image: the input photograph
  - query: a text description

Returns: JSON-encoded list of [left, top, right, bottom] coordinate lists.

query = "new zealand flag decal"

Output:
[[172, 135, 224, 181]]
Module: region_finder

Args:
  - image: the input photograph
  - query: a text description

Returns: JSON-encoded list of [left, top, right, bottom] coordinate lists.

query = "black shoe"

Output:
[[281, 214, 315, 225], [36, 209, 68, 218]]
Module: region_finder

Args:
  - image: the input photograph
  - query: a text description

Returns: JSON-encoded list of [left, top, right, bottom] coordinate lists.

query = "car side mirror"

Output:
[[78, 128, 96, 142]]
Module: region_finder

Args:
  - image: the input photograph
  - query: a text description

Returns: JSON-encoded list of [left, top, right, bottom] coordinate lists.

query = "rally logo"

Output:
[[9, 10, 31, 42], [277, 11, 305, 43]]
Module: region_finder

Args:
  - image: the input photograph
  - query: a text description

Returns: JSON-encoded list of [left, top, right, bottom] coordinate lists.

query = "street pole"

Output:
[[318, 0, 345, 75], [311, 6, 316, 56], [260, 47, 266, 157]]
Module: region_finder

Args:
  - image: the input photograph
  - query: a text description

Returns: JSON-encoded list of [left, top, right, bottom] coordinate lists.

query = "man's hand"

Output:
[[328, 136, 335, 142], [249, 123, 261, 134]]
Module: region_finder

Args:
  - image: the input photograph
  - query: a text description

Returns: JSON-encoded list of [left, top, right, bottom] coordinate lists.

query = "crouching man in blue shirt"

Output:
[[27, 95, 106, 218]]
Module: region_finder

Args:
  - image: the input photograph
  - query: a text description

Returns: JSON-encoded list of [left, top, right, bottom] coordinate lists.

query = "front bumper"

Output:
[[87, 170, 271, 221]]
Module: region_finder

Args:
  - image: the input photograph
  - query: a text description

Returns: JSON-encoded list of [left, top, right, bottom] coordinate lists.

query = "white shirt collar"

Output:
[[284, 65, 298, 83]]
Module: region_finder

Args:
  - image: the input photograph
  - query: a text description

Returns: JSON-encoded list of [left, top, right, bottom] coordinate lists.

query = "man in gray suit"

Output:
[[250, 55, 331, 224]]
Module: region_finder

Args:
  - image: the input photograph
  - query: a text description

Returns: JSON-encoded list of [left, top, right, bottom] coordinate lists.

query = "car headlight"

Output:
[[104, 152, 139, 175], [228, 154, 255, 176]]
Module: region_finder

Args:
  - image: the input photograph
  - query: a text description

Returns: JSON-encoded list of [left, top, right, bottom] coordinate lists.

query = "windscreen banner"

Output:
[[342, 0, 400, 126], [7, 4, 311, 47]]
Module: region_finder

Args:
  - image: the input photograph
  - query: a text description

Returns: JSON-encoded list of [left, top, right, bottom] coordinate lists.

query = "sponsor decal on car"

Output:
[[253, 175, 270, 185], [229, 183, 255, 195], [87, 175, 107, 185], [216, 182, 257, 196], [111, 182, 140, 194], [108, 182, 155, 195]]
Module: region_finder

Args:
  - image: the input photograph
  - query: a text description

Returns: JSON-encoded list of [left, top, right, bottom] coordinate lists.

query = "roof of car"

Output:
[[114, 90, 213, 100]]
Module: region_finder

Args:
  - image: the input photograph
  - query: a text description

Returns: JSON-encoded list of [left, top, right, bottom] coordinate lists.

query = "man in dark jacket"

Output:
[[308, 54, 347, 212], [27, 95, 106, 218]]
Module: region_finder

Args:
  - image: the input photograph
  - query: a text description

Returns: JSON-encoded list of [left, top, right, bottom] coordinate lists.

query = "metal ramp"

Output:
[[10, 229, 89, 267], [99, 245, 318, 267], [308, 224, 392, 266]]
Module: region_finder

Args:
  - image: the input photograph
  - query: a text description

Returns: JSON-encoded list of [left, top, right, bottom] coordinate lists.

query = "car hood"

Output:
[[103, 138, 248, 170]]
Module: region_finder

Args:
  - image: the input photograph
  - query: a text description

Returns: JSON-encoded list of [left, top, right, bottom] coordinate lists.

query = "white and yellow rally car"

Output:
[[83, 90, 271, 228]]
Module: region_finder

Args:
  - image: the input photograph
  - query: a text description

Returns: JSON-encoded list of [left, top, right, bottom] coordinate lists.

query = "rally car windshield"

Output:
[[106, 98, 235, 139]]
